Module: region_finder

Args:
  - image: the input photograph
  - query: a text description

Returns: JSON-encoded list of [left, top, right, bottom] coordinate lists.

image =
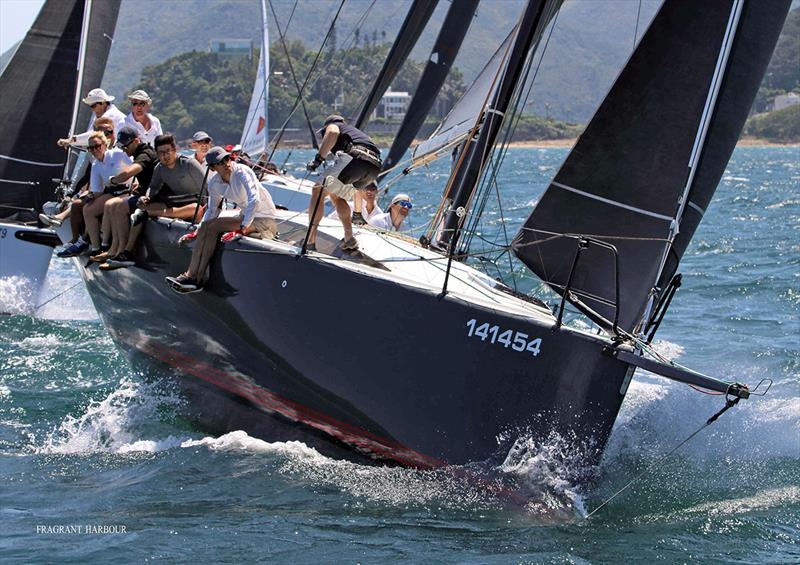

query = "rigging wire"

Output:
[[267, 0, 347, 160], [460, 4, 561, 290], [584, 394, 742, 521], [268, 0, 320, 150]]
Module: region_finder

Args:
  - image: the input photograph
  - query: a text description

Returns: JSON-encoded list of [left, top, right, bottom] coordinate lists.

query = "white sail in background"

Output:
[[240, 0, 269, 156]]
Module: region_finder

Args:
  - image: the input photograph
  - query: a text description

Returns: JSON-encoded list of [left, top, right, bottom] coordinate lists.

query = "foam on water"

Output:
[[31, 377, 190, 455], [0, 276, 35, 315], [36, 256, 96, 321]]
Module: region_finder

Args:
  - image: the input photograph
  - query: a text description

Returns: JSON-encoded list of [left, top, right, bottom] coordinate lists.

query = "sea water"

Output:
[[1, 147, 797, 563]]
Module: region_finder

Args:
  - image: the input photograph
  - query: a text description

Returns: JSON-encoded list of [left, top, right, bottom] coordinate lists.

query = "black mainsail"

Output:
[[0, 0, 120, 219], [512, 0, 791, 333], [380, 0, 480, 174], [353, 0, 439, 128]]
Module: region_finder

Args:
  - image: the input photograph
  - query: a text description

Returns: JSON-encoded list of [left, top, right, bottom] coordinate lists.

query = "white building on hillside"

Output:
[[773, 92, 800, 111], [372, 88, 411, 120]]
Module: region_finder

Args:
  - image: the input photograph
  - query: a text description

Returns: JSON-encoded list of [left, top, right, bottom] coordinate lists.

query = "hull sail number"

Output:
[[465, 319, 542, 356]]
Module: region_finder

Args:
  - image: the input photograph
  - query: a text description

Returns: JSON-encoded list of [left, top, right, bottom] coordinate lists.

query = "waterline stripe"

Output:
[[551, 181, 673, 222]]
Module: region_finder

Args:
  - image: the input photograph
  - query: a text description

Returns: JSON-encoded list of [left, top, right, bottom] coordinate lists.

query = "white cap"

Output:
[[82, 88, 115, 105], [128, 89, 152, 103], [391, 193, 411, 206]]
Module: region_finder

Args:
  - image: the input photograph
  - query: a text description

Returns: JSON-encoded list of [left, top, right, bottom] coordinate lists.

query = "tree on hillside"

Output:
[[132, 41, 467, 144], [137, 50, 255, 143]]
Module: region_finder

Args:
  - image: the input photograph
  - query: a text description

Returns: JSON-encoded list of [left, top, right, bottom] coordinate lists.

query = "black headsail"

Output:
[[353, 0, 439, 128], [0, 0, 120, 219], [379, 0, 480, 174], [512, 0, 790, 333]]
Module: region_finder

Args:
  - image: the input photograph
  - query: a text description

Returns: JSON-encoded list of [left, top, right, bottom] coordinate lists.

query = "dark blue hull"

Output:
[[76, 219, 633, 468]]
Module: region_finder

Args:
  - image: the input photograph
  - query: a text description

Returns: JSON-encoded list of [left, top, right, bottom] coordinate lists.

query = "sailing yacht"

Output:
[[67, 0, 788, 473], [0, 0, 120, 313]]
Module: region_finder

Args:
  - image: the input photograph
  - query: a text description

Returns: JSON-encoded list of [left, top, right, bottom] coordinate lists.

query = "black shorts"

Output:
[[333, 154, 380, 189]]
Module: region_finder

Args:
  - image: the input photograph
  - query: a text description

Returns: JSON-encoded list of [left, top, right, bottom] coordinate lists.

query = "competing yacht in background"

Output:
[[0, 0, 120, 313]]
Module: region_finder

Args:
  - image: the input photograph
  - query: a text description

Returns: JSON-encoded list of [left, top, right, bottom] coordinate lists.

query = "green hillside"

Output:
[[103, 0, 662, 123]]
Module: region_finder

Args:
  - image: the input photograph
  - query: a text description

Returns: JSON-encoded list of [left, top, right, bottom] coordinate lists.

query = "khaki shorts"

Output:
[[247, 216, 277, 240]]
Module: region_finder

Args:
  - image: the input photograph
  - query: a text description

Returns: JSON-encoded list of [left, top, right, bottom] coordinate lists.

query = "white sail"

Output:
[[412, 29, 515, 163], [240, 0, 269, 157]]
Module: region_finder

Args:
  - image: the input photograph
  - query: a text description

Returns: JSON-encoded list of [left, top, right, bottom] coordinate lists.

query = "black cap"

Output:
[[317, 114, 346, 135], [205, 146, 230, 166], [116, 126, 138, 147]]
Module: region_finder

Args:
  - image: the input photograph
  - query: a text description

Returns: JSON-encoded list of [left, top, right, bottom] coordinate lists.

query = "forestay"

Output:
[[512, 0, 790, 333]]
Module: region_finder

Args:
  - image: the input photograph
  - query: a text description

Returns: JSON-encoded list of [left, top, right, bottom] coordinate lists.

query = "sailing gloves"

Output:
[[220, 230, 243, 243], [352, 211, 366, 226], [306, 153, 324, 172], [178, 231, 197, 246]]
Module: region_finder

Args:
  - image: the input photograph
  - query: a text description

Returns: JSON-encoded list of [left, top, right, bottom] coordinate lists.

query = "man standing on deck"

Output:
[[305, 115, 382, 252], [191, 131, 213, 167]]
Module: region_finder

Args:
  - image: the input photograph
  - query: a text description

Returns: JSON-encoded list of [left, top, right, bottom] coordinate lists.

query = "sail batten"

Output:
[[513, 0, 790, 333]]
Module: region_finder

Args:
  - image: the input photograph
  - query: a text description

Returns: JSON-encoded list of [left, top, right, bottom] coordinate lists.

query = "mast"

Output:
[[380, 0, 480, 175], [63, 0, 92, 181], [354, 0, 439, 128], [259, 0, 270, 153], [436, 0, 555, 250]]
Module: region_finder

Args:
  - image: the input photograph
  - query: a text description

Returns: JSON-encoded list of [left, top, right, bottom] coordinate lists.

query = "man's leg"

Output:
[[83, 194, 112, 249], [186, 216, 240, 281], [69, 199, 85, 243], [330, 193, 353, 242]]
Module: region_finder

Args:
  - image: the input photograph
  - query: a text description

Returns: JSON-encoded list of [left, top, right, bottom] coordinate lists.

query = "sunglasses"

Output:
[[131, 100, 148, 107], [90, 102, 105, 109], [98, 129, 113, 137], [395, 200, 412, 209], [87, 143, 103, 150], [195, 139, 212, 144]]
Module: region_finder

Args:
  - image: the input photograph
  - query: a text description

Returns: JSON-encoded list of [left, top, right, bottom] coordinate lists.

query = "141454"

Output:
[[465, 319, 542, 356]]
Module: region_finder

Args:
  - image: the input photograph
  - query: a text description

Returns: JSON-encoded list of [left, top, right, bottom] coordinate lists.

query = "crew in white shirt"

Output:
[[82, 131, 133, 253], [166, 146, 278, 293], [327, 182, 383, 223], [57, 88, 126, 148], [123, 89, 163, 145], [368, 193, 412, 232]]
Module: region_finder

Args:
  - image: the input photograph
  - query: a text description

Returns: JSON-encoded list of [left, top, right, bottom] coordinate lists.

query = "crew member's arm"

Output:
[[237, 168, 261, 230], [110, 162, 143, 186]]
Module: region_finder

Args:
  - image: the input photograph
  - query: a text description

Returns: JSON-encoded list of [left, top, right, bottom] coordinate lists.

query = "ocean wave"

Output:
[[31, 377, 188, 455]]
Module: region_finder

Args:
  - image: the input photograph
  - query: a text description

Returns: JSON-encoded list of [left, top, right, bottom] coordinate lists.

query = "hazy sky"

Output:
[[0, 0, 45, 53]]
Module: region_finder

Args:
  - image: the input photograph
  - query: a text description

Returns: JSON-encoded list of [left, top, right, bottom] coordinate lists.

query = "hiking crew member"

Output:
[[123, 90, 162, 145], [305, 115, 382, 252], [191, 131, 213, 167], [93, 126, 158, 269], [57, 88, 125, 148], [166, 146, 277, 292], [83, 131, 133, 255]]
